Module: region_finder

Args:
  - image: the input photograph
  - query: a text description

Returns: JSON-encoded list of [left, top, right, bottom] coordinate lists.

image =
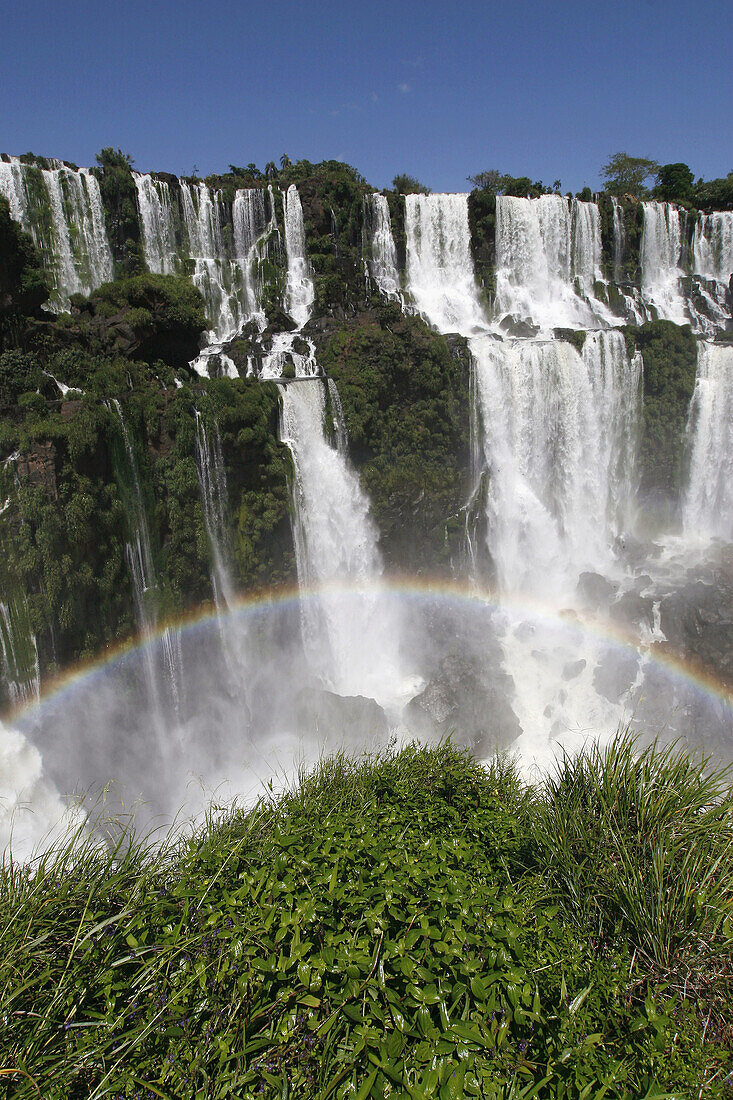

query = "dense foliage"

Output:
[[0, 195, 48, 351], [625, 321, 698, 509], [60, 273, 210, 370], [317, 307, 472, 570], [0, 738, 730, 1098], [93, 148, 145, 277]]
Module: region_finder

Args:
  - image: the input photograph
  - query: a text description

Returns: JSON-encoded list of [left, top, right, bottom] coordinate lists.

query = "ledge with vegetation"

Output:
[[1, 736, 731, 1098]]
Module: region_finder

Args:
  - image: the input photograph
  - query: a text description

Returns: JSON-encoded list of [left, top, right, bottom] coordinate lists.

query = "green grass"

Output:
[[1, 737, 731, 1098]]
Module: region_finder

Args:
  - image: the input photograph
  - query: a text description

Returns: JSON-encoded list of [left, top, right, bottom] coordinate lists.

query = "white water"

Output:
[[259, 185, 318, 379], [494, 194, 615, 331], [692, 211, 733, 283], [280, 381, 410, 707], [136, 176, 270, 345], [134, 173, 179, 275], [683, 342, 733, 541], [611, 197, 626, 284], [0, 598, 40, 707], [403, 192, 645, 767], [0, 156, 113, 309], [195, 410, 235, 612], [0, 719, 84, 862], [367, 193, 402, 302], [111, 400, 182, 716], [405, 193, 486, 333], [473, 332, 641, 598], [282, 185, 315, 327], [640, 201, 688, 324]]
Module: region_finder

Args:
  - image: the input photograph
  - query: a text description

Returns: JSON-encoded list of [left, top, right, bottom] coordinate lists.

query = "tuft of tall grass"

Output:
[[532, 732, 733, 968]]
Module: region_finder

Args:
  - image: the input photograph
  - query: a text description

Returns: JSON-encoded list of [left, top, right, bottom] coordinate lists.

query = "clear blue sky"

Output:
[[2, 0, 731, 192]]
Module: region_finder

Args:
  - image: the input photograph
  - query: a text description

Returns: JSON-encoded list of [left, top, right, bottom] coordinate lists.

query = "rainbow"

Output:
[[5, 575, 733, 724]]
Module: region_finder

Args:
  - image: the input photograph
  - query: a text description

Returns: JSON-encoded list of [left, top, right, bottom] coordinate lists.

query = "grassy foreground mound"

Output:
[[1, 739, 731, 1098]]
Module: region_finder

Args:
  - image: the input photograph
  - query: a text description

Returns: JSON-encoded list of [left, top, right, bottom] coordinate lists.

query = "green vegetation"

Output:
[[0, 195, 49, 351], [625, 321, 698, 506], [317, 307, 471, 570], [601, 154, 660, 200], [467, 172, 558, 199], [0, 737, 730, 1098], [392, 174, 431, 196], [653, 163, 695, 205], [93, 149, 145, 277], [63, 273, 209, 370], [279, 159, 371, 316]]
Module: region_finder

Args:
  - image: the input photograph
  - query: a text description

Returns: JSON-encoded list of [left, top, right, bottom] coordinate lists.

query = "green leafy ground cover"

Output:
[[1, 737, 731, 1098]]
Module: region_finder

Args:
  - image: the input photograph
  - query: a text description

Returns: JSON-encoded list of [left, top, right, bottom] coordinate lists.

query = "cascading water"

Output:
[[0, 156, 113, 309], [683, 341, 733, 541], [259, 185, 318, 379], [282, 185, 315, 327], [279, 380, 410, 707], [0, 596, 40, 707], [493, 194, 614, 331], [268, 189, 411, 705], [366, 193, 402, 302], [134, 173, 180, 275], [693, 212, 733, 284], [405, 193, 486, 333], [135, 175, 271, 347], [404, 191, 645, 767], [473, 332, 641, 597], [195, 410, 235, 612], [640, 201, 688, 324], [611, 197, 626, 284], [110, 400, 182, 717]]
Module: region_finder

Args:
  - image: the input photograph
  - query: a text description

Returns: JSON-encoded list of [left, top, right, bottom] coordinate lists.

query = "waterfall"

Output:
[[367, 193, 402, 302], [0, 596, 40, 707], [471, 332, 641, 596], [279, 380, 409, 706], [134, 173, 180, 275], [494, 194, 613, 331], [136, 175, 271, 346], [404, 193, 487, 332], [110, 400, 182, 715], [0, 156, 113, 309], [640, 201, 688, 324], [572, 198, 604, 296], [683, 341, 733, 541], [195, 410, 235, 611], [693, 211, 733, 283], [180, 181, 238, 343], [232, 187, 269, 325], [282, 184, 315, 327], [403, 193, 645, 766], [611, 197, 626, 283]]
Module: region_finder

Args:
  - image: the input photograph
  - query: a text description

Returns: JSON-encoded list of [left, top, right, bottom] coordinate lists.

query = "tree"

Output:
[[94, 148, 141, 275], [654, 163, 694, 204], [95, 147, 134, 171], [601, 152, 659, 198], [265, 161, 278, 180], [392, 174, 430, 195], [466, 171, 552, 198], [280, 154, 292, 170], [467, 169, 503, 192]]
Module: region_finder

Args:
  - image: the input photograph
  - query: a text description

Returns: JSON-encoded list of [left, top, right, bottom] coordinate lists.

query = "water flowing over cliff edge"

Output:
[[1, 154, 732, 854]]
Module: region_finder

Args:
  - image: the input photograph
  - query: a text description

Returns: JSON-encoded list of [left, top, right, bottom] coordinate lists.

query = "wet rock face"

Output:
[[657, 547, 733, 688], [16, 441, 57, 501], [406, 648, 521, 756], [577, 571, 618, 611]]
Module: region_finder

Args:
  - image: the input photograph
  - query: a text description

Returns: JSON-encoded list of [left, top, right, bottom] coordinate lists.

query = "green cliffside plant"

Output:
[[625, 320, 698, 510], [317, 307, 472, 570]]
